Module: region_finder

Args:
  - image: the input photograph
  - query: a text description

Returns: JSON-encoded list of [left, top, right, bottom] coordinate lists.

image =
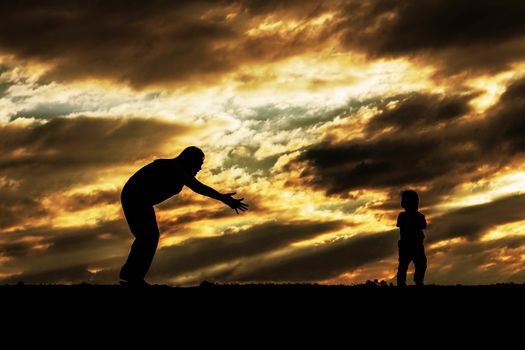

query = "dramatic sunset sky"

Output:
[[2, 0, 525, 285]]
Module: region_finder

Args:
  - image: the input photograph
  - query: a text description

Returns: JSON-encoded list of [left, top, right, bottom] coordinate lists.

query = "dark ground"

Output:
[[3, 281, 524, 312], [2, 281, 523, 341]]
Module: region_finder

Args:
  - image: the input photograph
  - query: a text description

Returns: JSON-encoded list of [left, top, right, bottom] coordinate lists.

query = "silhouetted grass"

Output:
[[2, 280, 524, 307]]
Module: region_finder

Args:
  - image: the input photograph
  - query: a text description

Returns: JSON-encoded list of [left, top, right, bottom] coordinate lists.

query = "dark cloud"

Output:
[[0, 220, 130, 283], [429, 194, 525, 242], [3, 193, 525, 285], [0, 218, 345, 285], [339, 0, 525, 75], [160, 207, 234, 229], [237, 0, 316, 16], [499, 78, 525, 103], [156, 190, 268, 225], [0, 81, 12, 98], [0, 1, 235, 87], [0, 192, 48, 229], [298, 78, 525, 203], [1, 1, 524, 87], [60, 189, 120, 212], [427, 234, 525, 285], [223, 230, 397, 283], [0, 114, 190, 241], [0, 220, 129, 260], [343, 0, 525, 51], [0, 116, 190, 194], [2, 1, 525, 287], [0, 0, 334, 88], [299, 93, 478, 196], [2, 265, 94, 284], [483, 78, 525, 154], [213, 194, 525, 283], [366, 94, 473, 133], [0, 260, 122, 285], [156, 192, 218, 211], [150, 220, 345, 279], [0, 115, 170, 229]]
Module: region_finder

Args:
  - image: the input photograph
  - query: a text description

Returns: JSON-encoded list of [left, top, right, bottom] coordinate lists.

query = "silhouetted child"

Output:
[[119, 146, 248, 287], [396, 190, 427, 287]]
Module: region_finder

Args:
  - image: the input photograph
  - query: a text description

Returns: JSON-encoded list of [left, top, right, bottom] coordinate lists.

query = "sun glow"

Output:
[[481, 220, 525, 241], [437, 169, 525, 211], [468, 71, 516, 113]]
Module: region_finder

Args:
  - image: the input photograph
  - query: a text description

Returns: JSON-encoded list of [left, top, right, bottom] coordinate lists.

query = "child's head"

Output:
[[401, 190, 419, 211]]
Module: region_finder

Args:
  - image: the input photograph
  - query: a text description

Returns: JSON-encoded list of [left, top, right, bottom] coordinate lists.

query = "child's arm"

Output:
[[421, 214, 427, 229]]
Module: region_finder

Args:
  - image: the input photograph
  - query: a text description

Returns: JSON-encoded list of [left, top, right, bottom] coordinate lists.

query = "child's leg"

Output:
[[413, 244, 427, 286], [397, 241, 410, 286]]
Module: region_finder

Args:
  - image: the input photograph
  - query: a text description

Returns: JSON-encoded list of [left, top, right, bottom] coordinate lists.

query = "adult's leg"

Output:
[[413, 244, 427, 286], [120, 200, 160, 283]]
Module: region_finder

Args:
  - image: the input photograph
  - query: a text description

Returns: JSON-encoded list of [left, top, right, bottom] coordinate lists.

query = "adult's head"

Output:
[[177, 146, 205, 177], [401, 190, 419, 211]]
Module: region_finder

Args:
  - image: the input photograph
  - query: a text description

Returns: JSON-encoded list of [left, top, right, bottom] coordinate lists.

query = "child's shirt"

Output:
[[396, 211, 426, 243]]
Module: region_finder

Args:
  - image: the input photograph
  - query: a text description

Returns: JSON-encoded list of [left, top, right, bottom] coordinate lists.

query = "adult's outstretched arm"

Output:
[[185, 177, 248, 214]]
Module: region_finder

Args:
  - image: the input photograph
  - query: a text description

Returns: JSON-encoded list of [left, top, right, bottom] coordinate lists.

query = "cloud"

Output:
[[2, 261, 118, 284], [483, 77, 525, 154], [3, 190, 525, 285], [0, 116, 191, 193], [338, 0, 525, 75], [12, 102, 86, 120], [0, 116, 192, 231], [203, 163, 525, 286], [1, 265, 95, 284], [297, 77, 525, 204], [0, 220, 129, 259], [0, 0, 336, 88], [429, 194, 525, 242], [0, 217, 345, 285], [212, 194, 525, 283], [0, 219, 130, 283], [428, 234, 525, 285], [365, 93, 473, 133], [0, 82, 12, 98], [0, 192, 48, 229], [151, 220, 345, 279], [0, 1, 234, 87], [2, 1, 525, 287], [223, 230, 397, 283], [298, 91, 477, 196], [59, 189, 121, 212], [2, 1, 524, 87], [160, 207, 235, 229]]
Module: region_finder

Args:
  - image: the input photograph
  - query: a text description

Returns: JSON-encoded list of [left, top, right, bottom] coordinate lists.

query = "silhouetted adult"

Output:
[[119, 146, 248, 286], [396, 190, 427, 287]]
